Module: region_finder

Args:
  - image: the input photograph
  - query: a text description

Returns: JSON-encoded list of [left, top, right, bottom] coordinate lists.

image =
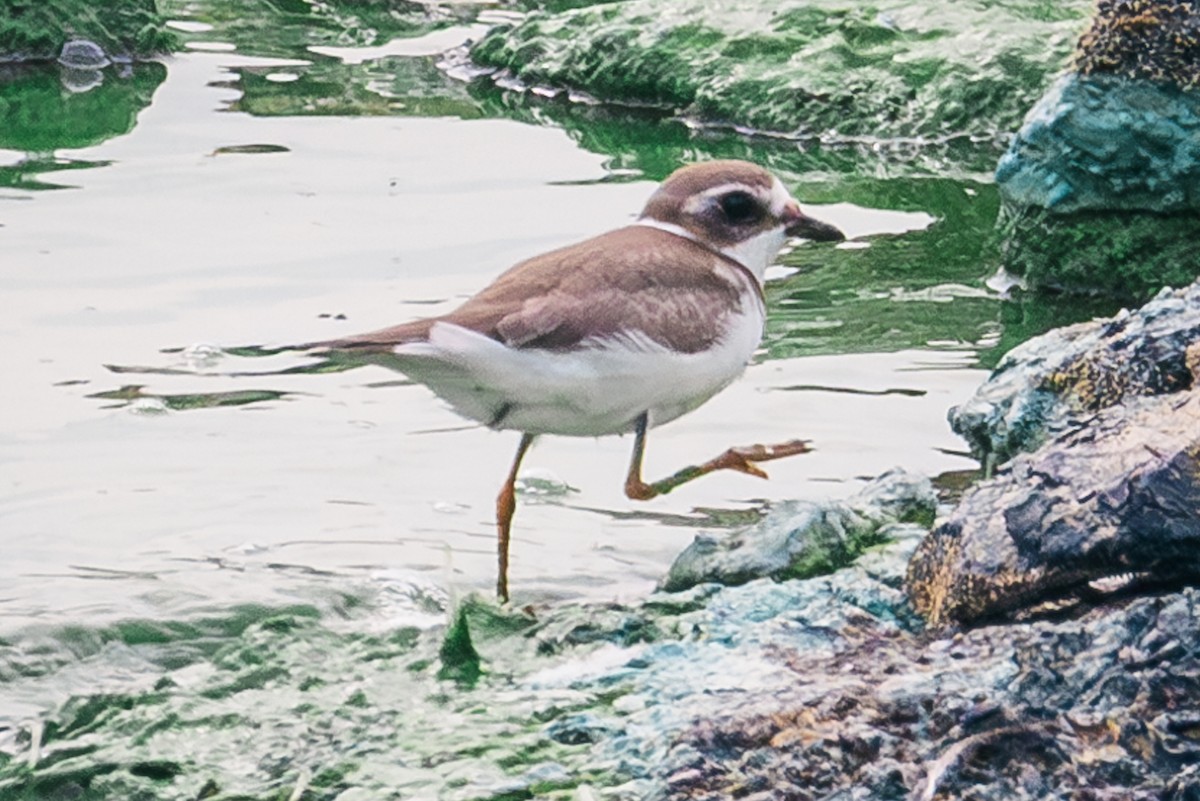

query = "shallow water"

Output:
[[0, 4, 1118, 796]]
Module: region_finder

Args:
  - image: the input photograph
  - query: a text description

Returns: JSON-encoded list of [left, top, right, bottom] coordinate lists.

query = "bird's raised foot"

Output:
[[725, 438, 813, 466], [624, 438, 813, 501]]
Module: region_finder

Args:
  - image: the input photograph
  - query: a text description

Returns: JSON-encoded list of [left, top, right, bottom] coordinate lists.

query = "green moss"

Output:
[[469, 0, 1093, 138], [0, 0, 177, 61], [437, 604, 482, 686], [999, 206, 1200, 301]]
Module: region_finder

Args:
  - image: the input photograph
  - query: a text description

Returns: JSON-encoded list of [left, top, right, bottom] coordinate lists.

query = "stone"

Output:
[[949, 278, 1200, 464], [57, 39, 109, 70], [908, 388, 1200, 625], [660, 468, 934, 592], [995, 0, 1200, 299]]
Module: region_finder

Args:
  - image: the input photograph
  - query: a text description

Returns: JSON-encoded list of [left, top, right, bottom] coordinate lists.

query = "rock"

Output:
[[57, 39, 109, 70], [1076, 0, 1200, 89], [908, 388, 1200, 625], [996, 74, 1200, 216], [578, 548, 1200, 800], [467, 0, 1090, 140], [919, 277, 1200, 625], [949, 278, 1200, 464], [995, 1, 1200, 299], [660, 469, 935, 592]]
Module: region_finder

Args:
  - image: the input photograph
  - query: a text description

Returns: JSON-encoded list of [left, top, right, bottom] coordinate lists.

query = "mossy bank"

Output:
[[0, 0, 176, 61], [469, 0, 1093, 140]]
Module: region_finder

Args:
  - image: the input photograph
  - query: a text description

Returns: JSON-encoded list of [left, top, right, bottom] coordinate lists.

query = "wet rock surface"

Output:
[[950, 278, 1200, 464], [996, 0, 1200, 298], [662, 468, 935, 592], [914, 278, 1200, 625]]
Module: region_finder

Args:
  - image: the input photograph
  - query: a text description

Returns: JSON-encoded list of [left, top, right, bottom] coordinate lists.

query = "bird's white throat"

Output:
[[635, 218, 787, 284]]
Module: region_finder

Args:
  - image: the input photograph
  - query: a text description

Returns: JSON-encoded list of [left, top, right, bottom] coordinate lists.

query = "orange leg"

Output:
[[496, 433, 535, 603], [623, 412, 811, 501]]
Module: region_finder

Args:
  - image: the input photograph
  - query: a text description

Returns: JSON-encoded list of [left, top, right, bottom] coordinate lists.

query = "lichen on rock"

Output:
[[949, 278, 1200, 464]]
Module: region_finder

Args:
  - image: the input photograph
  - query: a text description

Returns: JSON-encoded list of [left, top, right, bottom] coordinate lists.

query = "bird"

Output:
[[310, 160, 845, 601]]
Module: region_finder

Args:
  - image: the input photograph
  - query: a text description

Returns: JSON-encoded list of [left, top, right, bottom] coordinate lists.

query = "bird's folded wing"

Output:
[[310, 226, 752, 355]]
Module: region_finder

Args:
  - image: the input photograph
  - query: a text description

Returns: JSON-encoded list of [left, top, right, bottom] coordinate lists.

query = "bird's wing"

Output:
[[447, 226, 753, 354], [310, 226, 754, 355]]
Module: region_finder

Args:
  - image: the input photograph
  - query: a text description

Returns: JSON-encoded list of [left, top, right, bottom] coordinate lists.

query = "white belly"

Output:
[[387, 306, 764, 437]]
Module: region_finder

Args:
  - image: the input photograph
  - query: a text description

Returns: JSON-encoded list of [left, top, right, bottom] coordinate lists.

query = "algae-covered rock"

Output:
[[469, 0, 1091, 139], [0, 0, 176, 62], [661, 468, 934, 592], [995, 1, 1200, 299]]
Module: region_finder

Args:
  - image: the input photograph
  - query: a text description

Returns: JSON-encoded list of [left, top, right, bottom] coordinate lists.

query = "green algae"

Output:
[[0, 0, 177, 61], [438, 605, 482, 685], [999, 206, 1200, 301], [469, 0, 1094, 139]]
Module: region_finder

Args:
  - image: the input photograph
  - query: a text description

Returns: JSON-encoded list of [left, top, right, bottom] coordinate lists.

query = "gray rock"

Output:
[[910, 388, 1200, 625], [57, 39, 110, 70], [949, 278, 1200, 464], [996, 74, 1200, 215], [660, 469, 935, 592]]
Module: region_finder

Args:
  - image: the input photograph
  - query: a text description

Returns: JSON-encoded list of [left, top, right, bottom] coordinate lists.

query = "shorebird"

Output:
[[314, 160, 844, 601]]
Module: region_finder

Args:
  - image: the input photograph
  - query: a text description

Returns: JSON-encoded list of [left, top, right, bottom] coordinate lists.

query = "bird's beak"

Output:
[[782, 201, 845, 242]]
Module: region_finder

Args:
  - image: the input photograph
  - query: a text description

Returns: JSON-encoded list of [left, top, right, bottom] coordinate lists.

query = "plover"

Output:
[[314, 160, 844, 600]]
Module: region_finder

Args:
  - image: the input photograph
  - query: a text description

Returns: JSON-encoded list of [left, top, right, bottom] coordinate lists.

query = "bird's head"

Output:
[[637, 160, 844, 281]]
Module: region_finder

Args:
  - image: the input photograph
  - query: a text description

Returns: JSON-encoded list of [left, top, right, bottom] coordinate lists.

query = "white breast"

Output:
[[389, 295, 765, 437]]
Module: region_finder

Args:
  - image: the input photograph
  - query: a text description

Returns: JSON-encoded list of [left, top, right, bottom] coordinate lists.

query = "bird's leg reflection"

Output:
[[496, 432, 535, 603], [623, 412, 811, 501]]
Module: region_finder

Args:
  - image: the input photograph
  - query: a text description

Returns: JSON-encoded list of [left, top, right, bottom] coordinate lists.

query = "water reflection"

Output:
[[0, 62, 166, 152], [86, 384, 293, 411]]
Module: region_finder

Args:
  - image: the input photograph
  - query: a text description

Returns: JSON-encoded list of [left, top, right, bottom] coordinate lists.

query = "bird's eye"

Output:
[[718, 191, 761, 224]]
